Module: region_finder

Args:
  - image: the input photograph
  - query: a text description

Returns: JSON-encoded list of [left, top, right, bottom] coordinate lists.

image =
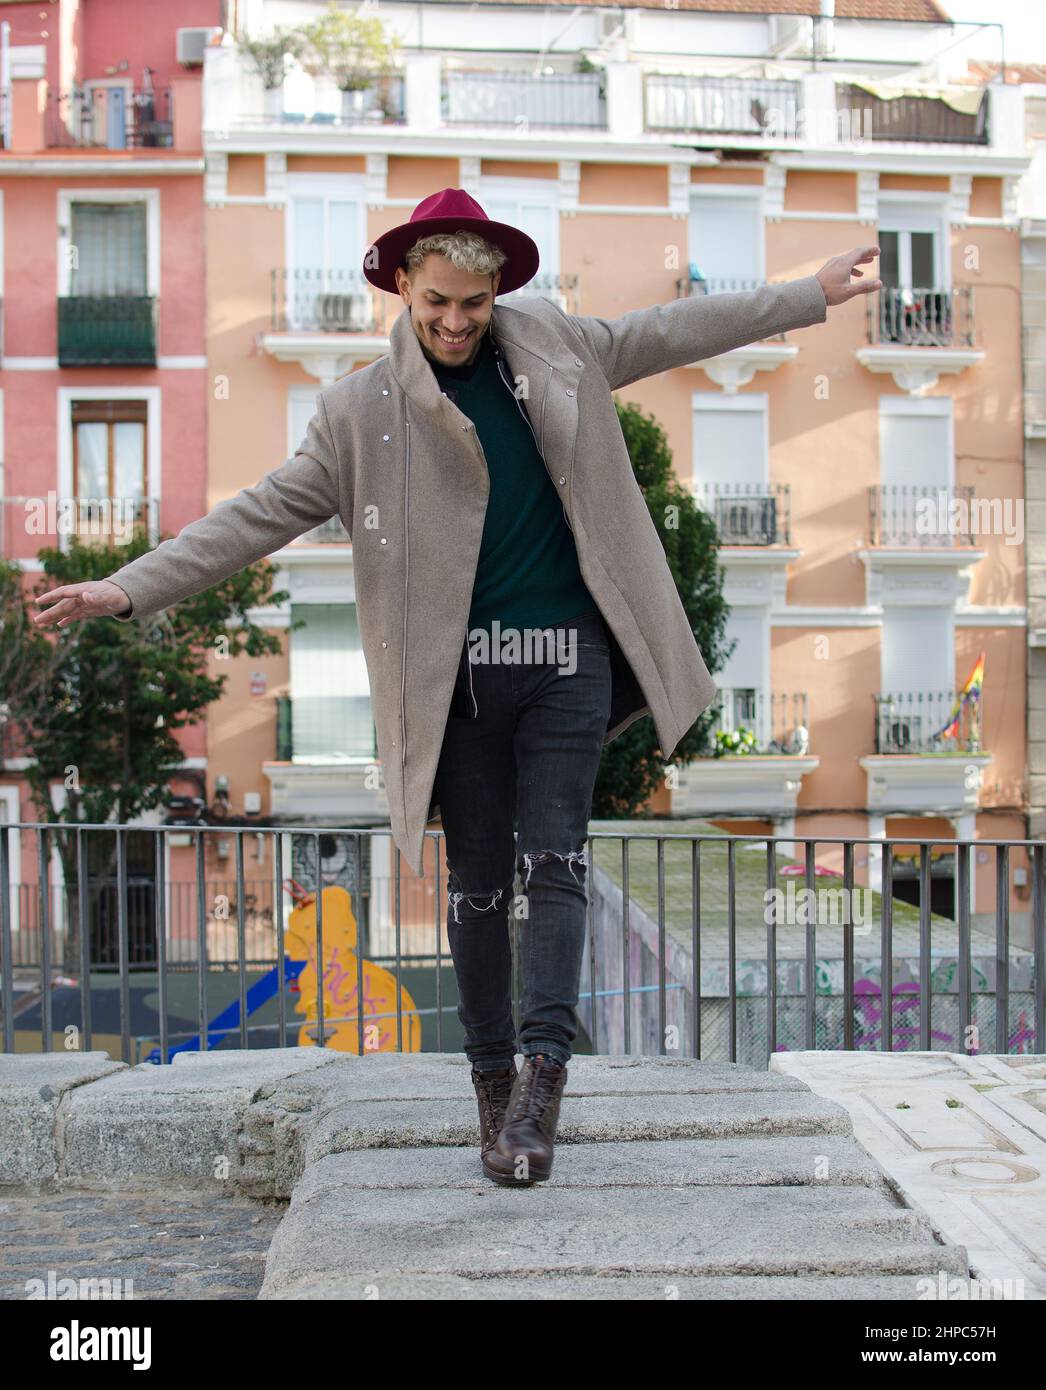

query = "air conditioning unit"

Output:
[[597, 9, 625, 45], [177, 26, 221, 68], [767, 15, 814, 57]]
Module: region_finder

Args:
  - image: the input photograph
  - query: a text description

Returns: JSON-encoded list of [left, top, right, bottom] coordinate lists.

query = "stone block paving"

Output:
[[0, 1189, 286, 1301]]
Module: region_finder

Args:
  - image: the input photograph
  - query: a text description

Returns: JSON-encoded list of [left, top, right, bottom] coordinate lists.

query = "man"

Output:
[[34, 187, 880, 1186]]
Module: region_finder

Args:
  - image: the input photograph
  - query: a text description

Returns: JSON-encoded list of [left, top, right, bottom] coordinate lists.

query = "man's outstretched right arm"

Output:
[[34, 399, 344, 629]]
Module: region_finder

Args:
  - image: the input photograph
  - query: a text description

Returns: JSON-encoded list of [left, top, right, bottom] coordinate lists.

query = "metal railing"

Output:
[[500, 272, 580, 315], [270, 268, 395, 335], [868, 484, 979, 548], [866, 285, 976, 348], [836, 82, 988, 145], [442, 70, 606, 129], [646, 75, 801, 138], [1, 822, 1041, 1068], [1, 495, 158, 559], [692, 481, 791, 546], [875, 690, 983, 755], [58, 295, 157, 366], [259, 75, 405, 127], [45, 86, 173, 149], [710, 689, 809, 755]]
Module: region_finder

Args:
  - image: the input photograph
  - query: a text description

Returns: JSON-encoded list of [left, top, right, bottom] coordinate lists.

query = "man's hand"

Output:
[[815, 246, 882, 307], [33, 579, 132, 628]]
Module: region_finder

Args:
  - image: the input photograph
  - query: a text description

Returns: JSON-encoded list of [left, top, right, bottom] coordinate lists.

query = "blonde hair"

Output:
[[404, 229, 507, 281]]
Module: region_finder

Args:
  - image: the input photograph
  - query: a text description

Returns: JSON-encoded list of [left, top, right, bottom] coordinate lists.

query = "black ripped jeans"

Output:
[[432, 610, 613, 1070]]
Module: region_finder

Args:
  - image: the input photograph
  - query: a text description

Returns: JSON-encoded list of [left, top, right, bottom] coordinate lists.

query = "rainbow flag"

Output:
[[932, 651, 985, 742]]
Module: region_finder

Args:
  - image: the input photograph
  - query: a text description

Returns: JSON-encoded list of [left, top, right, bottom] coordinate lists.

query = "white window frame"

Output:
[[876, 192, 949, 291], [691, 392, 770, 487], [476, 174, 561, 279], [56, 187, 161, 298], [57, 386, 162, 551], [285, 172, 367, 277], [687, 185, 766, 285], [0, 785, 22, 933]]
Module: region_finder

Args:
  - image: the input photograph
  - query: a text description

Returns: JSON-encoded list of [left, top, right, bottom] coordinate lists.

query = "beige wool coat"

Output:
[[108, 275, 828, 875]]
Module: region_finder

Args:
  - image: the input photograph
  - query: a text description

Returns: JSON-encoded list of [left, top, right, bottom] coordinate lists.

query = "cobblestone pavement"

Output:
[[0, 1189, 286, 1300]]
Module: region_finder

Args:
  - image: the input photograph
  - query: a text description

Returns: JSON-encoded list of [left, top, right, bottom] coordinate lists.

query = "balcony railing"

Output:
[[866, 285, 976, 348], [868, 485, 979, 548], [57, 295, 157, 366], [270, 268, 395, 335], [2, 821, 1040, 1065], [499, 272, 580, 315], [645, 75, 801, 138], [710, 688, 810, 755], [45, 85, 173, 149], [247, 75, 405, 127], [676, 276, 786, 342], [692, 481, 791, 546], [836, 83, 988, 145], [442, 70, 606, 129], [875, 690, 983, 755], [274, 694, 376, 763], [1, 495, 158, 558]]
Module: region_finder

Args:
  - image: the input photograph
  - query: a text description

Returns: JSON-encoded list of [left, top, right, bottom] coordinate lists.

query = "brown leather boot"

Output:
[[471, 1059, 519, 1159], [481, 1054, 568, 1185]]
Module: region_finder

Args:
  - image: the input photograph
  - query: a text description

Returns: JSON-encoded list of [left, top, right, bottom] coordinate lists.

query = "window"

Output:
[[71, 400, 149, 541], [286, 174, 367, 330], [478, 176, 562, 304], [70, 202, 148, 296], [687, 190, 764, 291], [289, 604, 374, 761], [876, 200, 949, 346]]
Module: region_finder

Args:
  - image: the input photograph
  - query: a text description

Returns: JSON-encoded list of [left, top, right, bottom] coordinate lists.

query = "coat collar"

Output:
[[387, 298, 580, 415]]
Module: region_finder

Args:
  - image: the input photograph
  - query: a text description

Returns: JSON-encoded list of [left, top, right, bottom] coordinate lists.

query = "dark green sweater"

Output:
[[431, 327, 598, 634]]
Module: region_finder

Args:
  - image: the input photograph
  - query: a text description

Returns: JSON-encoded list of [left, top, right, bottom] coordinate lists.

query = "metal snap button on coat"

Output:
[[558, 476, 566, 485], [565, 389, 575, 397], [574, 357, 583, 366], [382, 434, 390, 441], [380, 537, 388, 545], [381, 388, 389, 395], [381, 641, 388, 648]]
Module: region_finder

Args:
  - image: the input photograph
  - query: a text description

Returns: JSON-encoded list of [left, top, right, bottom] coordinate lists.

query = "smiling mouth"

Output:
[[433, 327, 473, 346]]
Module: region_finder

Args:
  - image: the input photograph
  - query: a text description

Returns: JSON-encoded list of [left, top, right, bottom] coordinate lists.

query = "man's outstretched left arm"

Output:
[[564, 246, 882, 392]]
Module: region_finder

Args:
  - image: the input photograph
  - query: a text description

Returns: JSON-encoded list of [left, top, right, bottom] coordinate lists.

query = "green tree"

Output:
[[0, 529, 303, 967], [591, 399, 734, 818], [299, 1, 401, 90]]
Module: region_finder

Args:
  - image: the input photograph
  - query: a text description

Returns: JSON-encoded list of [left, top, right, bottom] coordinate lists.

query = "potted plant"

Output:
[[714, 726, 758, 757], [300, 1, 401, 122], [238, 27, 306, 119]]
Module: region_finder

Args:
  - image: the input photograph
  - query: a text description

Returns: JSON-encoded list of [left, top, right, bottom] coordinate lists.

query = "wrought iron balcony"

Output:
[[442, 69, 606, 129], [710, 688, 810, 755], [836, 83, 988, 145], [57, 295, 157, 366], [45, 86, 173, 149], [866, 286, 975, 348], [645, 75, 801, 138], [270, 268, 395, 335], [500, 273, 580, 315], [868, 485, 979, 548], [1, 495, 158, 558], [875, 690, 983, 755], [693, 481, 791, 546], [274, 694, 376, 763]]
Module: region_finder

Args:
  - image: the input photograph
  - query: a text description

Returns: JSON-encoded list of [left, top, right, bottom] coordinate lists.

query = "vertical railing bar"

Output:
[[919, 842, 932, 1052], [882, 840, 893, 1053], [394, 844, 403, 1054], [354, 832, 365, 1056], [0, 824, 14, 1054], [434, 834, 443, 1053], [657, 836, 666, 1056], [154, 829, 168, 1066], [1034, 843, 1045, 1055], [766, 837, 777, 1065], [727, 837, 737, 1063], [235, 832, 247, 1049], [957, 839, 972, 1052], [117, 828, 130, 1065], [622, 837, 631, 1056], [691, 838, 701, 1061], [38, 827, 52, 1052], [77, 828, 92, 1055], [805, 838, 816, 1051], [843, 841, 854, 1050], [587, 834, 598, 1055], [314, 833, 325, 1049], [196, 831, 208, 1052], [274, 832, 287, 1050], [996, 843, 1009, 1054]]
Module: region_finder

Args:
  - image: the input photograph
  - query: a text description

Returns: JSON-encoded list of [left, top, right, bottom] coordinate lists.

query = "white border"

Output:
[[688, 184, 766, 283], [56, 187, 161, 297], [56, 386, 162, 549], [0, 784, 22, 931]]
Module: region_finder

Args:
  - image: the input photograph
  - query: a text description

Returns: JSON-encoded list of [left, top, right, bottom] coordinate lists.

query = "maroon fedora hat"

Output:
[[363, 187, 540, 296]]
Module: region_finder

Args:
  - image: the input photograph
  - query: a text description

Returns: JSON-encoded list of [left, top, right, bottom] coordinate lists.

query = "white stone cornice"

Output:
[[857, 169, 878, 224], [672, 755, 820, 818], [458, 156, 481, 197], [204, 150, 228, 203], [860, 753, 993, 815], [365, 152, 388, 207], [858, 548, 986, 609], [260, 332, 388, 385], [264, 151, 287, 203], [855, 345, 985, 394], [559, 159, 580, 214], [668, 162, 691, 216], [949, 173, 972, 224], [688, 341, 799, 393], [717, 547, 800, 610], [763, 164, 786, 221]]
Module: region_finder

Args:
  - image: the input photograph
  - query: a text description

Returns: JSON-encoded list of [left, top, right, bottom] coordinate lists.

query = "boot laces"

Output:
[[509, 1059, 561, 1123]]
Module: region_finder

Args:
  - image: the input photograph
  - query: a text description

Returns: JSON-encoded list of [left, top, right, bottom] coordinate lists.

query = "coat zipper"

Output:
[[494, 347, 575, 535]]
